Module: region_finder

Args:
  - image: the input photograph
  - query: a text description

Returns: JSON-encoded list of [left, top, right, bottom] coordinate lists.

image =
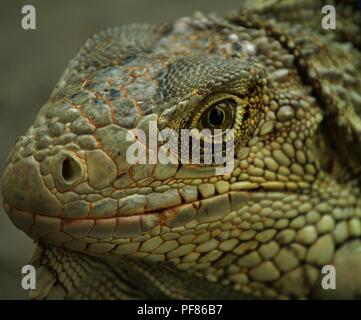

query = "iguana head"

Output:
[[2, 12, 361, 299]]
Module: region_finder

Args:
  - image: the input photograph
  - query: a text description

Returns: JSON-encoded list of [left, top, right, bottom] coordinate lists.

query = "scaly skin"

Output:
[[2, 1, 361, 299]]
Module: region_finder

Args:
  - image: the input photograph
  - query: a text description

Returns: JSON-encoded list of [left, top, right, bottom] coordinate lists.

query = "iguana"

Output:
[[2, 0, 361, 299]]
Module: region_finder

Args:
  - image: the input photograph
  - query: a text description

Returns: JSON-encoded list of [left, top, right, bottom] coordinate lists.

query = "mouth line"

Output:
[[3, 183, 300, 223], [3, 185, 298, 226], [4, 201, 167, 244], [3, 184, 299, 247], [3, 190, 243, 245], [3, 200, 191, 220]]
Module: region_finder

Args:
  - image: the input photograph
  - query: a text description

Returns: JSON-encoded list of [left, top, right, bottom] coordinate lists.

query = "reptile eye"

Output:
[[206, 106, 225, 126], [199, 99, 236, 130]]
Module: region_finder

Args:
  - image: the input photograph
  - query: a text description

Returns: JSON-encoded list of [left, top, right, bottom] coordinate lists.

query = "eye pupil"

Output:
[[208, 106, 225, 127], [198, 98, 236, 130]]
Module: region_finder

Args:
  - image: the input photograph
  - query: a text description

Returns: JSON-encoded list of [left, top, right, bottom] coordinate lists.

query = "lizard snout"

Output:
[[2, 156, 63, 216], [1, 155, 64, 239]]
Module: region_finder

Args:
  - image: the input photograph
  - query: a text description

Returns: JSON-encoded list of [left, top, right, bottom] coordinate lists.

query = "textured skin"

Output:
[[2, 0, 361, 299]]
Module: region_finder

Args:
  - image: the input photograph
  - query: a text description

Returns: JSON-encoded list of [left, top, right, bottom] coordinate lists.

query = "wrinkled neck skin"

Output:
[[30, 244, 247, 299], [2, 1, 361, 300]]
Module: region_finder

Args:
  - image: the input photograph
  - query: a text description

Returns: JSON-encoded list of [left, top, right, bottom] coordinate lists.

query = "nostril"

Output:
[[61, 157, 80, 183], [52, 151, 84, 191]]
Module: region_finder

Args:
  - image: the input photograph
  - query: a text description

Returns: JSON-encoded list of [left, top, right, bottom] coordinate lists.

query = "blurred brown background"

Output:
[[0, 0, 242, 299]]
